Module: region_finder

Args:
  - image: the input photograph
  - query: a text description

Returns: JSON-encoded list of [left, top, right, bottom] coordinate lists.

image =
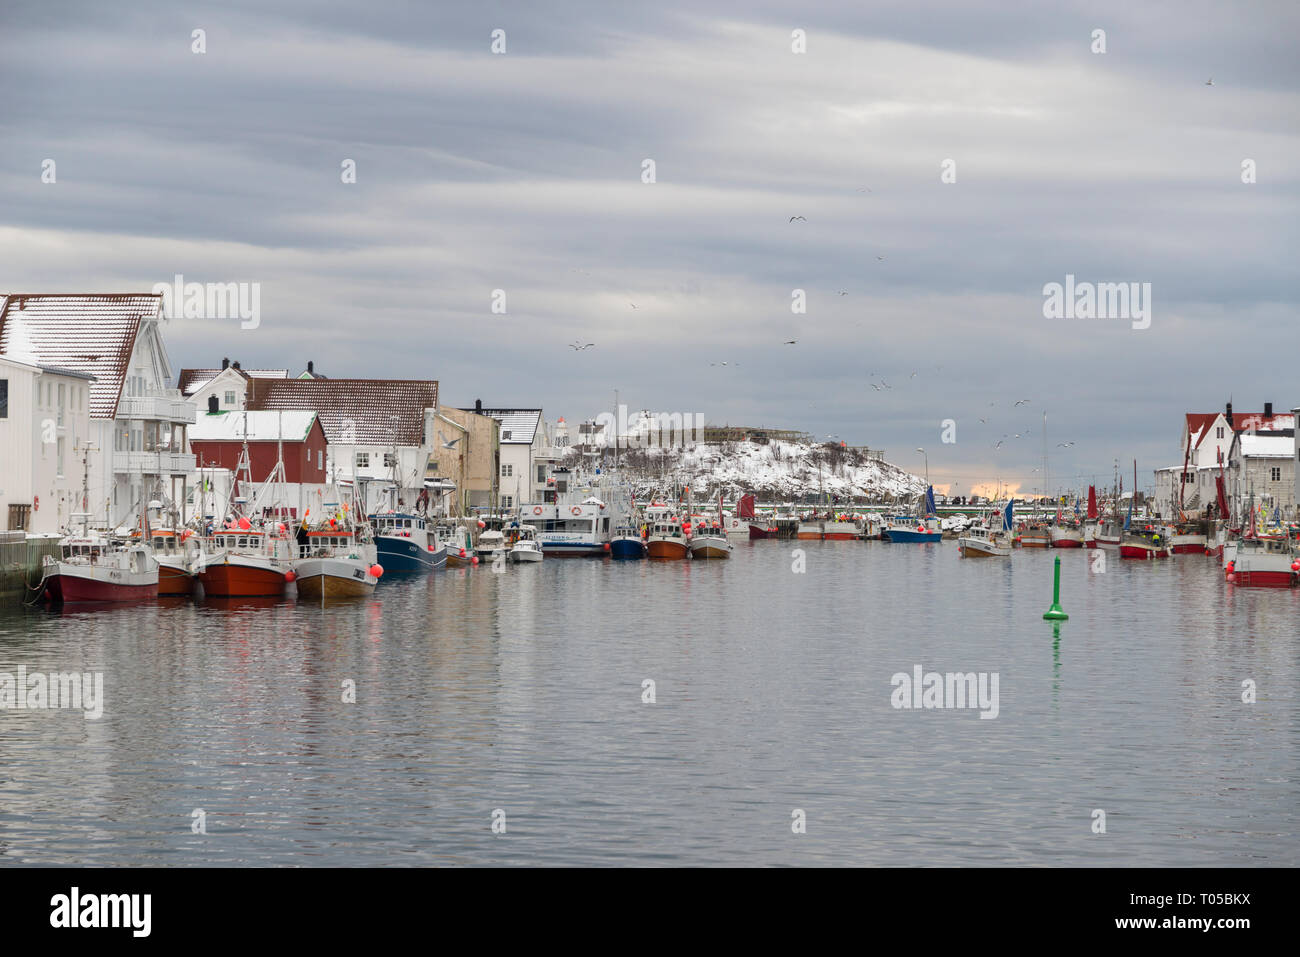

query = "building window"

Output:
[[537, 465, 545, 483], [384, 453, 397, 468], [57, 383, 65, 426], [355, 452, 369, 469], [1216, 426, 1224, 439], [501, 496, 513, 508], [318, 450, 323, 469], [502, 464, 513, 477], [0, 379, 7, 418], [57, 437, 65, 478], [224, 391, 236, 407], [1271, 467, 1281, 482]]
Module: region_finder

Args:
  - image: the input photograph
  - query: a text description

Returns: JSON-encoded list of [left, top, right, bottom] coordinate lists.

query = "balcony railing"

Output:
[[112, 450, 197, 475], [117, 389, 196, 424]]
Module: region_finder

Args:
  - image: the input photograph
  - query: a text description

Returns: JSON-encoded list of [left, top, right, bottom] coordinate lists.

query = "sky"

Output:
[[2, 0, 1297, 498]]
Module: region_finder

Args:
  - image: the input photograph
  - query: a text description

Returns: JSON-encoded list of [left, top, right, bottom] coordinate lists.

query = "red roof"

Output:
[[1185, 411, 1291, 448], [246, 377, 438, 445], [0, 294, 160, 418]]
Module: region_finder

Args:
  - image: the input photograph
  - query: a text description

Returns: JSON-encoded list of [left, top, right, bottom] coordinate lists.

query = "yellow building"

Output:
[[430, 407, 499, 514]]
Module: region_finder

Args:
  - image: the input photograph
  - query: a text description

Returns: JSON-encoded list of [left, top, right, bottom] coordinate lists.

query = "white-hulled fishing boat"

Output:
[[508, 524, 544, 562], [958, 502, 1013, 557], [294, 488, 382, 599]]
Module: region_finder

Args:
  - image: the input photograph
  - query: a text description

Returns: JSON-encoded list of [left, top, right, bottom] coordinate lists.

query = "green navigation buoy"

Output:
[[1043, 554, 1069, 620]]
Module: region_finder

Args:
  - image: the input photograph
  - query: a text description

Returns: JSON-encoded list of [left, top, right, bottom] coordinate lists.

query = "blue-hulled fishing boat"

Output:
[[882, 486, 943, 543], [369, 511, 446, 572], [610, 522, 647, 559]]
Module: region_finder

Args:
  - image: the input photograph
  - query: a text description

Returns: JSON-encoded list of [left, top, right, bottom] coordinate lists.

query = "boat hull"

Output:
[[198, 560, 287, 597], [883, 528, 942, 543], [294, 557, 378, 598], [609, 538, 647, 559], [1231, 568, 1295, 587], [689, 538, 732, 559], [1119, 544, 1168, 560], [157, 562, 194, 596], [748, 524, 778, 540], [376, 537, 446, 572], [45, 569, 158, 604], [958, 538, 1010, 557], [1050, 528, 1084, 548], [647, 539, 689, 560], [509, 548, 543, 562]]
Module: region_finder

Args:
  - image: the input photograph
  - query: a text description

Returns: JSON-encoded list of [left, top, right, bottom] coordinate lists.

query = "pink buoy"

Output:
[[471, 556, 479, 566], [370, 564, 384, 578], [284, 569, 297, 583]]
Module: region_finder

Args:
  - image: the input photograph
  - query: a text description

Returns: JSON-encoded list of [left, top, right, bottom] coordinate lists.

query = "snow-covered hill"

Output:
[[601, 439, 926, 502]]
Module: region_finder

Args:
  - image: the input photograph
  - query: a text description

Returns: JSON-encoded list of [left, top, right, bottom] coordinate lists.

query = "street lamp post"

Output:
[[915, 448, 929, 486]]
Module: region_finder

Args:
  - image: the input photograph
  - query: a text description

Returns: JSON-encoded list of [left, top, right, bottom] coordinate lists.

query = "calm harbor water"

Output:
[[1, 541, 1296, 867]]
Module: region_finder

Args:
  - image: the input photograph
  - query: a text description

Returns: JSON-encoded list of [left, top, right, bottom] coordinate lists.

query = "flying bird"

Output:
[[856, 186, 872, 193], [876, 256, 886, 261], [628, 302, 637, 309], [789, 216, 806, 222], [1014, 398, 1030, 406], [1057, 441, 1075, 448], [978, 417, 986, 424], [994, 440, 1004, 449], [1205, 78, 1214, 86], [870, 383, 881, 391], [909, 371, 917, 378], [437, 432, 461, 450], [838, 291, 848, 296], [784, 339, 797, 345], [569, 340, 595, 351]]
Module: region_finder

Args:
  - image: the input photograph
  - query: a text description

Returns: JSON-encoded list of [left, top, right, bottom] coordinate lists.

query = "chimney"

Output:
[[475, 399, 482, 414], [1225, 401, 1233, 427], [307, 360, 314, 375], [1264, 401, 1273, 418], [222, 357, 229, 370], [207, 395, 219, 414], [232, 361, 241, 370]]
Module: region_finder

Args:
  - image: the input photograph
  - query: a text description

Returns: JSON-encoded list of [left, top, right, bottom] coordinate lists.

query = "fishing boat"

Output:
[[1049, 511, 1084, 548], [42, 532, 159, 604], [1082, 486, 1100, 548], [197, 435, 296, 597], [1162, 520, 1208, 555], [294, 519, 382, 599], [442, 520, 475, 567], [646, 514, 689, 559], [370, 511, 445, 572], [508, 524, 544, 562], [1226, 535, 1296, 587], [609, 522, 647, 559], [1119, 525, 1170, 559], [958, 502, 1013, 557], [474, 528, 507, 563], [151, 528, 201, 595], [689, 495, 732, 558], [882, 487, 943, 543], [41, 452, 160, 604]]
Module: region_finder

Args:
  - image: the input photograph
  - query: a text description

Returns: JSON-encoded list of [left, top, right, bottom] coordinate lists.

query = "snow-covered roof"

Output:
[[190, 410, 320, 443], [474, 408, 541, 444], [1239, 434, 1294, 458]]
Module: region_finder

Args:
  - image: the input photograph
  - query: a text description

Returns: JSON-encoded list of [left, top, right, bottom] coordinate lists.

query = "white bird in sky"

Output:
[[570, 340, 594, 350], [1205, 77, 1214, 86], [1014, 398, 1030, 406], [1057, 441, 1075, 448], [789, 215, 806, 222], [437, 431, 461, 450]]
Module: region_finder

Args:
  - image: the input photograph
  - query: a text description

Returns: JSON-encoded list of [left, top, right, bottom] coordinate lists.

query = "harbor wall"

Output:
[[0, 531, 60, 607]]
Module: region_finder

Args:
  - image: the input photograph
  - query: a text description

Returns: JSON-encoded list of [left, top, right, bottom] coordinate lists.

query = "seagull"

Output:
[[837, 290, 848, 296], [628, 302, 637, 309], [876, 256, 886, 261], [995, 440, 1004, 449], [784, 339, 797, 345], [1057, 441, 1075, 448], [880, 379, 891, 389], [789, 216, 806, 222], [870, 383, 881, 391], [1205, 77, 1213, 86], [909, 371, 917, 378], [856, 186, 872, 193], [1014, 398, 1030, 406], [437, 432, 461, 450], [978, 417, 986, 424], [569, 340, 595, 350]]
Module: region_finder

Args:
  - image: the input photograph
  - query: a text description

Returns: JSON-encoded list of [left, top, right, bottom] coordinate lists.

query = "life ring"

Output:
[[533, 506, 543, 515], [571, 506, 582, 516]]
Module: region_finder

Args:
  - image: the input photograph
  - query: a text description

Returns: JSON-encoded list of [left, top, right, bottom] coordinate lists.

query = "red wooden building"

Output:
[[189, 409, 328, 482]]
